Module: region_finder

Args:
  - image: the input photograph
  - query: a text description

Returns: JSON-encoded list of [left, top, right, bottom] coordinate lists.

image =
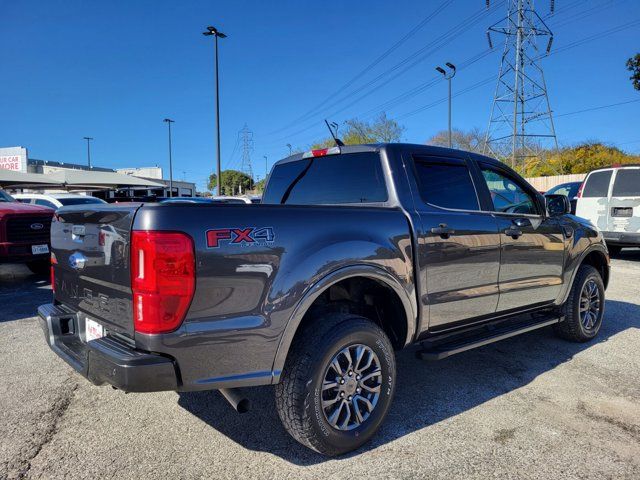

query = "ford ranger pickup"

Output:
[[39, 144, 610, 455]]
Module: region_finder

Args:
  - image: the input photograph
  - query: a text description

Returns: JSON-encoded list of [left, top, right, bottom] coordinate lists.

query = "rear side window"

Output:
[[413, 158, 479, 211], [58, 197, 105, 206], [582, 170, 612, 197], [612, 169, 640, 197], [263, 152, 387, 205]]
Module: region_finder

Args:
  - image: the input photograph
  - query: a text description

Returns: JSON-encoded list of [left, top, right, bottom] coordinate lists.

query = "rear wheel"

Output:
[[27, 260, 49, 276], [555, 264, 605, 342], [275, 313, 396, 456]]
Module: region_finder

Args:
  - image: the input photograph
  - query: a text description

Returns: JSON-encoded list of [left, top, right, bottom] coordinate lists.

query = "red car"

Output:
[[0, 189, 54, 274]]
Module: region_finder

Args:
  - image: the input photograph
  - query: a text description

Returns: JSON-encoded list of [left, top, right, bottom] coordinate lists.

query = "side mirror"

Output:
[[545, 194, 571, 217]]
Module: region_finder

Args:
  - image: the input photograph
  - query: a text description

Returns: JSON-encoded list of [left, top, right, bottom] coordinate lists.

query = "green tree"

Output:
[[254, 177, 267, 192], [208, 170, 253, 195], [525, 142, 640, 176], [310, 113, 404, 149], [627, 53, 640, 90], [426, 127, 486, 153]]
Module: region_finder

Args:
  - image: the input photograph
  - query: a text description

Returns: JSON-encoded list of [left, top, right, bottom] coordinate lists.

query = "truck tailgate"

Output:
[[51, 204, 141, 338]]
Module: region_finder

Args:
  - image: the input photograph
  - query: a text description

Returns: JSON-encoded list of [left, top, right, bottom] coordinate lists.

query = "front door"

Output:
[[477, 163, 566, 312], [410, 154, 502, 331]]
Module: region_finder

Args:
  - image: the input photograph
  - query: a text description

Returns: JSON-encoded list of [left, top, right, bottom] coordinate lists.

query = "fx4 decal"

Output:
[[206, 227, 275, 248]]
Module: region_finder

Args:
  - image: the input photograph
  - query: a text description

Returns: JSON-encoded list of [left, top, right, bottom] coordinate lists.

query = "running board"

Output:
[[416, 316, 562, 361]]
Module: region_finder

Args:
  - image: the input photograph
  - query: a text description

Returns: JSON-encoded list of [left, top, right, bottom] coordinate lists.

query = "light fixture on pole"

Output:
[[263, 155, 268, 182], [435, 62, 456, 148], [83, 137, 93, 168], [203, 25, 227, 196], [163, 118, 175, 197]]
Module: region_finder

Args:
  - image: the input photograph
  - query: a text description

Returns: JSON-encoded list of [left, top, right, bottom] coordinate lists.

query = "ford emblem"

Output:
[[30, 223, 44, 230], [68, 252, 87, 271]]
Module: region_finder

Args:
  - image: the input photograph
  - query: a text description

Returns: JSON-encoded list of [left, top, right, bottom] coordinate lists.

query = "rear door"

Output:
[[608, 167, 640, 236], [409, 154, 501, 330], [477, 163, 565, 312], [51, 204, 140, 337], [575, 169, 613, 230]]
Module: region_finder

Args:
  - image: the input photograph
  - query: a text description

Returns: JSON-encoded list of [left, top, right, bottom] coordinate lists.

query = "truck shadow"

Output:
[[0, 264, 51, 322], [180, 298, 639, 465]]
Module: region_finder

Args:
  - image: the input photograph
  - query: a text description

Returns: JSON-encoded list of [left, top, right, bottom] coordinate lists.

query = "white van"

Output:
[[575, 165, 640, 254]]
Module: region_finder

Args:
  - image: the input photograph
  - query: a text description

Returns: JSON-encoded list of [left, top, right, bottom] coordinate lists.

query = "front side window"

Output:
[[413, 158, 479, 211], [481, 167, 537, 215], [582, 170, 612, 198], [612, 169, 640, 197], [263, 152, 387, 205], [35, 199, 57, 209]]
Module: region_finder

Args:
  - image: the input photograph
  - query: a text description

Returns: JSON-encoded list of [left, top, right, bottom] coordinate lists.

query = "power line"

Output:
[[554, 99, 640, 118], [268, 0, 454, 135]]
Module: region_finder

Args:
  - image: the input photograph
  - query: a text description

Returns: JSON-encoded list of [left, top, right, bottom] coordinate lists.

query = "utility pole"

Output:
[[483, 0, 559, 172], [203, 25, 227, 195], [163, 118, 175, 197], [435, 63, 456, 148], [83, 137, 93, 168], [239, 124, 254, 189], [286, 143, 292, 156]]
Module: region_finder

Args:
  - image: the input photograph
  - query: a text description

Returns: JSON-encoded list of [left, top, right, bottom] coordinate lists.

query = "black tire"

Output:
[[275, 313, 396, 456], [27, 260, 49, 276], [554, 264, 605, 342], [607, 245, 622, 256]]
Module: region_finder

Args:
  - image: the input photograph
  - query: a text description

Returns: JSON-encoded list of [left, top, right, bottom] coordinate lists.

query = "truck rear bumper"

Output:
[[602, 231, 640, 247], [38, 303, 178, 392]]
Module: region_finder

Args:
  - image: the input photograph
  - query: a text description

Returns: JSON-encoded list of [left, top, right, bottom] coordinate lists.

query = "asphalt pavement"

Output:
[[1, 251, 639, 479]]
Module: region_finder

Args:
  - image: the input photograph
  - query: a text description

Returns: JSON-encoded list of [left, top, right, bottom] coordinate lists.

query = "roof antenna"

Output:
[[324, 119, 345, 147]]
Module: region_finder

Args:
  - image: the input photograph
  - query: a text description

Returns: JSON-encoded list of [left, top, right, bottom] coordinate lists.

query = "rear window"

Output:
[[58, 197, 105, 206], [263, 152, 387, 205], [413, 158, 479, 211], [612, 169, 640, 197], [582, 170, 612, 198]]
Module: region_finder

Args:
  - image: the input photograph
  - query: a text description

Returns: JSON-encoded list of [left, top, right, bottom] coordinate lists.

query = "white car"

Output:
[[14, 193, 106, 210], [575, 165, 640, 255]]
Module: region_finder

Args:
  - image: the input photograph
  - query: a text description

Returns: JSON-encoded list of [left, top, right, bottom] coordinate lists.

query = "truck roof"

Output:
[[274, 143, 502, 167]]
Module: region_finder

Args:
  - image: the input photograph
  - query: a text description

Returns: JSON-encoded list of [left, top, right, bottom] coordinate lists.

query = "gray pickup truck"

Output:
[[39, 144, 610, 455]]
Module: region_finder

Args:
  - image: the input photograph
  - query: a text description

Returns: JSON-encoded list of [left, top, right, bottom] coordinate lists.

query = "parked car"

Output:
[[39, 144, 609, 455], [14, 193, 106, 210], [545, 181, 582, 214], [575, 165, 640, 255], [0, 189, 54, 274], [160, 196, 253, 204]]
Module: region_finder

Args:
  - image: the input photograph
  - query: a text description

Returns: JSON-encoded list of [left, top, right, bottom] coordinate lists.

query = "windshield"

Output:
[[0, 190, 15, 202], [58, 197, 106, 206]]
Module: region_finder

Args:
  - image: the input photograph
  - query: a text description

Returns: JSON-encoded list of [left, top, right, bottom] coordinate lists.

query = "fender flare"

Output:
[[560, 243, 609, 304], [270, 264, 416, 382]]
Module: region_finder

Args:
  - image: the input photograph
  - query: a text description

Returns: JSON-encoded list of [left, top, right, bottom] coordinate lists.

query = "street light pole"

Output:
[[263, 155, 268, 181], [286, 143, 292, 156], [83, 137, 93, 168], [435, 62, 456, 148], [203, 25, 227, 195], [163, 118, 175, 197]]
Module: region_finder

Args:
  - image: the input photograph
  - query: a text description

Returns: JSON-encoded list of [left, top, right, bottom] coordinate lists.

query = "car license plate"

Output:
[[31, 244, 49, 255], [85, 318, 104, 342]]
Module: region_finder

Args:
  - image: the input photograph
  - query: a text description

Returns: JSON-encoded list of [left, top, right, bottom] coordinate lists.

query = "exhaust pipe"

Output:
[[219, 388, 250, 413]]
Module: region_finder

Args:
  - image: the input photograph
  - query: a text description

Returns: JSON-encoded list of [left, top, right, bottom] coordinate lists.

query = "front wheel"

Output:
[[275, 313, 396, 456], [555, 264, 605, 342]]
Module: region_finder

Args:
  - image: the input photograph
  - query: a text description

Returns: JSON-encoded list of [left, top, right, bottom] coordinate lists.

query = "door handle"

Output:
[[504, 227, 523, 239], [430, 223, 455, 239]]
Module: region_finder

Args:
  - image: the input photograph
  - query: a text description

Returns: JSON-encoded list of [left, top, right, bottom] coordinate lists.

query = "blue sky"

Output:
[[1, 0, 639, 191]]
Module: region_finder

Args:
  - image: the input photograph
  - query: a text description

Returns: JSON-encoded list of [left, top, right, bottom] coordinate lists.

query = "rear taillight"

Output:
[[302, 146, 341, 158], [131, 231, 195, 334], [98, 230, 106, 246], [50, 253, 57, 293], [577, 182, 584, 198]]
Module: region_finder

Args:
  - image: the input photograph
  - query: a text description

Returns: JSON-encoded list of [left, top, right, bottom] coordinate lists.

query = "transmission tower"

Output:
[[483, 0, 559, 172], [239, 124, 254, 184]]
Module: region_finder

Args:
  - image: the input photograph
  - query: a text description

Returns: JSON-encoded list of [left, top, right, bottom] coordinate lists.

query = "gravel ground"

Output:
[[1, 251, 639, 479]]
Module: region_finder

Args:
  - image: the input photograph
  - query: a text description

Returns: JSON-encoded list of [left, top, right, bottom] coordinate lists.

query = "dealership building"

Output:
[[0, 146, 196, 198]]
